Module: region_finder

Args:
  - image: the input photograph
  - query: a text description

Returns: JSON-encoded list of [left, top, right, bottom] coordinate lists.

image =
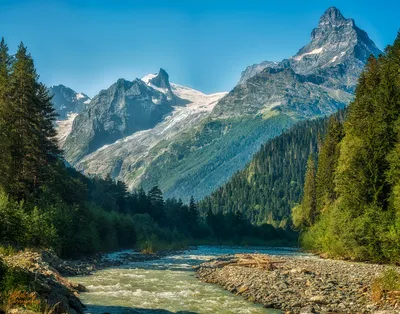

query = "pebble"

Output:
[[196, 254, 400, 314]]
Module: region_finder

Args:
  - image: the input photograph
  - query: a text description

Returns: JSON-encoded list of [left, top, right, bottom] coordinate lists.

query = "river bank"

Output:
[[196, 253, 400, 313], [0, 248, 180, 313]]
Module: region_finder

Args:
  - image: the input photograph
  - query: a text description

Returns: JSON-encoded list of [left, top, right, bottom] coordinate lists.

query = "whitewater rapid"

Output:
[[69, 246, 306, 314]]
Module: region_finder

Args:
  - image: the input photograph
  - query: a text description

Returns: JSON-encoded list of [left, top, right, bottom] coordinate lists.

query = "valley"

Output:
[[1, 3, 400, 314], [54, 7, 380, 202]]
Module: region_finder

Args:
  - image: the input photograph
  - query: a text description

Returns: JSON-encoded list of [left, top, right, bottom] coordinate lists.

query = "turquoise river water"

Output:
[[69, 246, 307, 314]]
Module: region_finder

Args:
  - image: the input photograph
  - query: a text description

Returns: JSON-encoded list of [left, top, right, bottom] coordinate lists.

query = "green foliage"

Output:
[[298, 33, 400, 263], [141, 114, 295, 201], [316, 116, 343, 211], [371, 268, 400, 303], [198, 115, 333, 225], [0, 38, 300, 260], [0, 192, 57, 249], [292, 155, 317, 230], [0, 261, 32, 293], [375, 268, 400, 292]]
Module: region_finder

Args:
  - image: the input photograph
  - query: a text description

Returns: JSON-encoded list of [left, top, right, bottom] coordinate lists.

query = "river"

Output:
[[70, 246, 307, 314]]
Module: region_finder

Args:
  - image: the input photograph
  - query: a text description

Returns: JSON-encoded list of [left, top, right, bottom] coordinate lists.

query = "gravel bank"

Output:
[[195, 254, 400, 313]]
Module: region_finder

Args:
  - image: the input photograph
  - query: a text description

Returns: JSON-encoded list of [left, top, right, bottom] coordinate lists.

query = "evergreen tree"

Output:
[[316, 116, 343, 211], [297, 33, 400, 262], [0, 38, 12, 192], [198, 116, 330, 224], [7, 43, 59, 199], [187, 196, 199, 236], [292, 154, 317, 229], [148, 186, 165, 223]]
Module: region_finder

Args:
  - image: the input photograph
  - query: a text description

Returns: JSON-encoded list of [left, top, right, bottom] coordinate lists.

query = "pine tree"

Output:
[[316, 116, 343, 211], [148, 186, 165, 223], [187, 196, 199, 235], [0, 38, 12, 192], [292, 154, 317, 229], [6, 43, 59, 199], [297, 33, 400, 261]]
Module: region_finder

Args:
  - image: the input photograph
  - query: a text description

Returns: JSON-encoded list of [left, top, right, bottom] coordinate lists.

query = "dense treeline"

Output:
[[294, 33, 400, 262], [198, 113, 344, 227], [0, 39, 293, 258]]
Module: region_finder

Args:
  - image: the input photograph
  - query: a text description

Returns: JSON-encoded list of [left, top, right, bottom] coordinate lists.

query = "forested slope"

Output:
[[294, 33, 400, 263], [199, 111, 344, 226]]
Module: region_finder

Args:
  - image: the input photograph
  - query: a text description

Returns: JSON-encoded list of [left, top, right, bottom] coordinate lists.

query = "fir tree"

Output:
[[0, 38, 12, 192], [292, 154, 317, 229], [316, 116, 343, 211]]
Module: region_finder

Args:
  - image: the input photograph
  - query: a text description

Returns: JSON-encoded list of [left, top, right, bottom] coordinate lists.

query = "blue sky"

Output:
[[0, 0, 399, 97]]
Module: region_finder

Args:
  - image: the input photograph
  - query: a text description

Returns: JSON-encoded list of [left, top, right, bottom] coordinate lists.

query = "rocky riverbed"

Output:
[[195, 254, 400, 313]]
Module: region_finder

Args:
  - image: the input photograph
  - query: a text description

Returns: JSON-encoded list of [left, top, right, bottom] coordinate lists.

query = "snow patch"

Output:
[[76, 93, 85, 100], [171, 83, 227, 113], [56, 113, 78, 147], [141, 73, 157, 84], [294, 47, 324, 61]]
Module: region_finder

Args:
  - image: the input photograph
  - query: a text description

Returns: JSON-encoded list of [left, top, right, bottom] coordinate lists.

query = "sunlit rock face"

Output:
[[55, 7, 382, 202]]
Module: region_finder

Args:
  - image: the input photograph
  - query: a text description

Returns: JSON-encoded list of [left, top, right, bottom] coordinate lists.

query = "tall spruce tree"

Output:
[[292, 154, 317, 229], [0, 38, 12, 192], [316, 116, 343, 211], [8, 43, 59, 200]]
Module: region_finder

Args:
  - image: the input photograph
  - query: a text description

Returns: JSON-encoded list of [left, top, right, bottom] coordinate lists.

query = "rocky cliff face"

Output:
[[133, 7, 381, 201], [239, 7, 381, 93], [49, 85, 90, 119], [74, 80, 227, 188], [216, 6, 381, 123], [60, 7, 381, 202], [50, 85, 91, 147], [64, 69, 174, 163]]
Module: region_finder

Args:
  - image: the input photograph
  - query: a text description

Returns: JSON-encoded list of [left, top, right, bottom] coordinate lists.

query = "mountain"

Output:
[[73, 78, 227, 186], [50, 84, 91, 119], [130, 7, 380, 201], [49, 85, 91, 146], [239, 7, 381, 92], [64, 70, 175, 163], [62, 7, 381, 202]]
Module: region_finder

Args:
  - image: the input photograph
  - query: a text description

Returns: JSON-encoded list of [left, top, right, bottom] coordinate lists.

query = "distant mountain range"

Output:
[[49, 85, 91, 146], [50, 7, 382, 202]]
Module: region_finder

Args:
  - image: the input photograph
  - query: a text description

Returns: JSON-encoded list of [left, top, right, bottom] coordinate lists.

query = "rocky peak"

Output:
[[49, 84, 90, 119], [318, 7, 349, 28], [238, 7, 381, 89], [297, 7, 380, 62], [145, 68, 174, 102], [288, 7, 382, 92], [64, 74, 174, 163], [149, 68, 171, 90]]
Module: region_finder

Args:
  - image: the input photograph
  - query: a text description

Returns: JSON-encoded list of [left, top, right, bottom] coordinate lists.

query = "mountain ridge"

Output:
[[57, 7, 381, 202]]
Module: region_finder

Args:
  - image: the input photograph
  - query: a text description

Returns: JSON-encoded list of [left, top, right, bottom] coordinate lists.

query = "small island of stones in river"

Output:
[[195, 253, 400, 313]]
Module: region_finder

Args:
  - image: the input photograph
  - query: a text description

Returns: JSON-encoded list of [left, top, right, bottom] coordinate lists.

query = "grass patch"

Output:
[[371, 268, 400, 303], [137, 235, 189, 254], [0, 245, 17, 257]]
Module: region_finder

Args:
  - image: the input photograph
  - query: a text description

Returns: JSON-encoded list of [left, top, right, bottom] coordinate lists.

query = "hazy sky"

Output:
[[1, 0, 399, 97]]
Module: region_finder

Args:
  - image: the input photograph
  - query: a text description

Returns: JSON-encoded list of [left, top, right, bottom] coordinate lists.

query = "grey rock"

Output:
[[310, 295, 327, 304], [62, 7, 382, 203], [49, 84, 90, 120], [64, 71, 174, 163]]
